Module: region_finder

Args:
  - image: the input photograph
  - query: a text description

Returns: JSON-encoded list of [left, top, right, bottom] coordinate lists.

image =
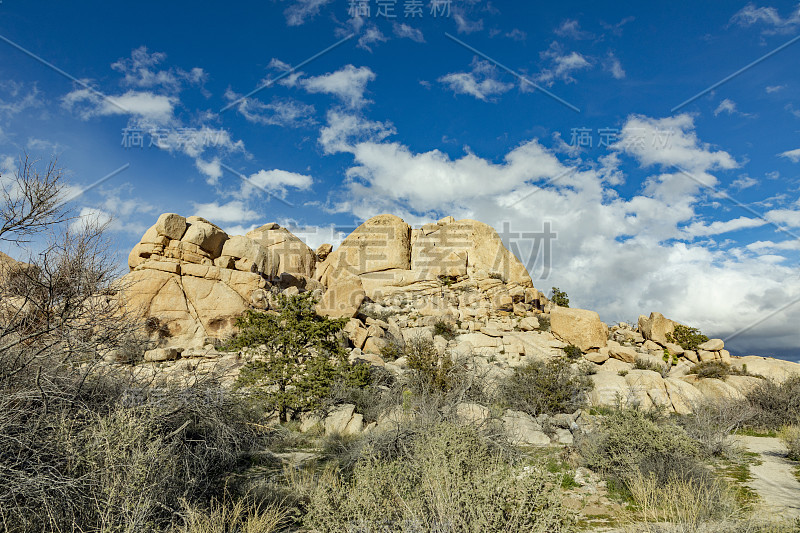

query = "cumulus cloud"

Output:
[[192, 200, 259, 224], [111, 47, 206, 92], [319, 109, 395, 154], [394, 23, 425, 42], [240, 169, 313, 199], [779, 148, 800, 162], [317, 111, 800, 356], [536, 42, 592, 85], [300, 65, 376, 108], [62, 88, 176, 124], [357, 25, 388, 51], [554, 19, 593, 39], [438, 58, 513, 101]]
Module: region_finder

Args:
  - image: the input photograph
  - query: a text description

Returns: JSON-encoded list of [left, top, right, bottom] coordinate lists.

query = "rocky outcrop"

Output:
[[550, 307, 608, 351]]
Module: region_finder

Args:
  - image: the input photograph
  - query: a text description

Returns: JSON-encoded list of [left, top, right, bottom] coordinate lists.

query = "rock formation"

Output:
[[111, 211, 800, 418]]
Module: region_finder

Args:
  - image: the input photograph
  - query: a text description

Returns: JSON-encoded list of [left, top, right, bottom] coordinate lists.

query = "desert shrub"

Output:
[[379, 339, 404, 361], [680, 399, 755, 457], [689, 360, 733, 380], [433, 319, 456, 340], [537, 314, 551, 332], [634, 357, 668, 376], [780, 426, 800, 461], [562, 344, 582, 360], [744, 375, 800, 430], [0, 365, 270, 533], [405, 337, 455, 392], [499, 358, 593, 416], [621, 470, 744, 531], [324, 366, 396, 424], [579, 408, 704, 490], [229, 293, 370, 421], [303, 422, 575, 533], [173, 494, 289, 533], [550, 287, 569, 307], [666, 324, 709, 351], [438, 274, 458, 286]]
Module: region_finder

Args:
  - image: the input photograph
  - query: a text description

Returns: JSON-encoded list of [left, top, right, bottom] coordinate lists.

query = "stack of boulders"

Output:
[[107, 212, 800, 420], [120, 213, 320, 346]]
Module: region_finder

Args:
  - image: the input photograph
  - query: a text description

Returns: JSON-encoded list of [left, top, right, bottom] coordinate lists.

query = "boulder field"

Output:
[[92, 213, 800, 415]]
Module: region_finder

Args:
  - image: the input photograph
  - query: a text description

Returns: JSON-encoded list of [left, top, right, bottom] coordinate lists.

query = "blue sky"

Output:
[[2, 1, 800, 361]]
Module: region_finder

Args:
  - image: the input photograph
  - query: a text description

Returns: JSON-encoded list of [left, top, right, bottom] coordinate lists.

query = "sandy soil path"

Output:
[[737, 435, 800, 519]]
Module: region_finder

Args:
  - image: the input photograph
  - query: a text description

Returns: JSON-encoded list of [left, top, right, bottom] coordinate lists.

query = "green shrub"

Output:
[[303, 422, 575, 532], [550, 287, 569, 307], [562, 344, 582, 360], [780, 426, 800, 461], [745, 375, 800, 430], [634, 357, 667, 375], [536, 314, 551, 332], [579, 408, 703, 488], [666, 324, 709, 351], [406, 337, 455, 392], [433, 319, 456, 340], [499, 358, 593, 416], [229, 293, 370, 421], [689, 360, 732, 380]]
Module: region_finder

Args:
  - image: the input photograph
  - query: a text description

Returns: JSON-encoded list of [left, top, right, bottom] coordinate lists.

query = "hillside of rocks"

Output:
[[113, 212, 800, 423]]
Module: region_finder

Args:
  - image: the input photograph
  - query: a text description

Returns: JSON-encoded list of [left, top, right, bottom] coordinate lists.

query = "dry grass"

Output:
[[173, 495, 289, 533]]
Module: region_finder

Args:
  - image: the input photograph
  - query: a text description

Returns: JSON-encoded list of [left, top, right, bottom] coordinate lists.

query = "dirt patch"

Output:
[[737, 435, 800, 518]]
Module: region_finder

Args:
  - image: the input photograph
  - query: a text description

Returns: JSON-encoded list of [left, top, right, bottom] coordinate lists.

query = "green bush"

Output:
[[666, 324, 709, 351], [689, 360, 732, 380], [228, 293, 370, 421], [406, 337, 455, 392], [634, 357, 667, 376], [562, 344, 582, 360], [550, 287, 569, 307], [579, 408, 703, 488], [745, 375, 800, 430], [303, 422, 575, 533], [433, 319, 456, 340], [536, 314, 551, 332], [499, 358, 593, 416]]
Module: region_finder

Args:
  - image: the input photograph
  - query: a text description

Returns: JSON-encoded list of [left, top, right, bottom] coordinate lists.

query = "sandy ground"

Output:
[[737, 435, 800, 520]]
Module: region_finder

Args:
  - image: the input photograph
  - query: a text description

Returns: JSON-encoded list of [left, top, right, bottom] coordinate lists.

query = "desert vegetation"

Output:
[[2, 156, 800, 532]]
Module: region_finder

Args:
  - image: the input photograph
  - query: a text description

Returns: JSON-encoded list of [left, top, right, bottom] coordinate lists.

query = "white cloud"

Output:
[[62, 88, 176, 123], [110, 46, 206, 92], [393, 23, 425, 43], [714, 98, 738, 116], [357, 25, 387, 51], [195, 157, 223, 185], [284, 0, 333, 26], [765, 207, 800, 227], [731, 3, 800, 33], [604, 52, 626, 79], [70, 207, 113, 233], [438, 59, 513, 101], [766, 84, 786, 93], [224, 89, 315, 127], [300, 65, 376, 108], [191, 200, 259, 224], [536, 43, 592, 85], [319, 112, 800, 356], [453, 12, 483, 34], [730, 175, 758, 190], [554, 19, 592, 39], [148, 125, 245, 158], [683, 216, 766, 237], [240, 169, 313, 199], [0, 81, 44, 117], [319, 109, 395, 154], [779, 148, 800, 162], [505, 28, 526, 41]]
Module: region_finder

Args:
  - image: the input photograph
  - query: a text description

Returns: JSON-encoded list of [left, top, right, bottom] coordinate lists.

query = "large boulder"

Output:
[[315, 273, 366, 319], [638, 312, 676, 345], [550, 307, 608, 351], [246, 223, 316, 278]]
